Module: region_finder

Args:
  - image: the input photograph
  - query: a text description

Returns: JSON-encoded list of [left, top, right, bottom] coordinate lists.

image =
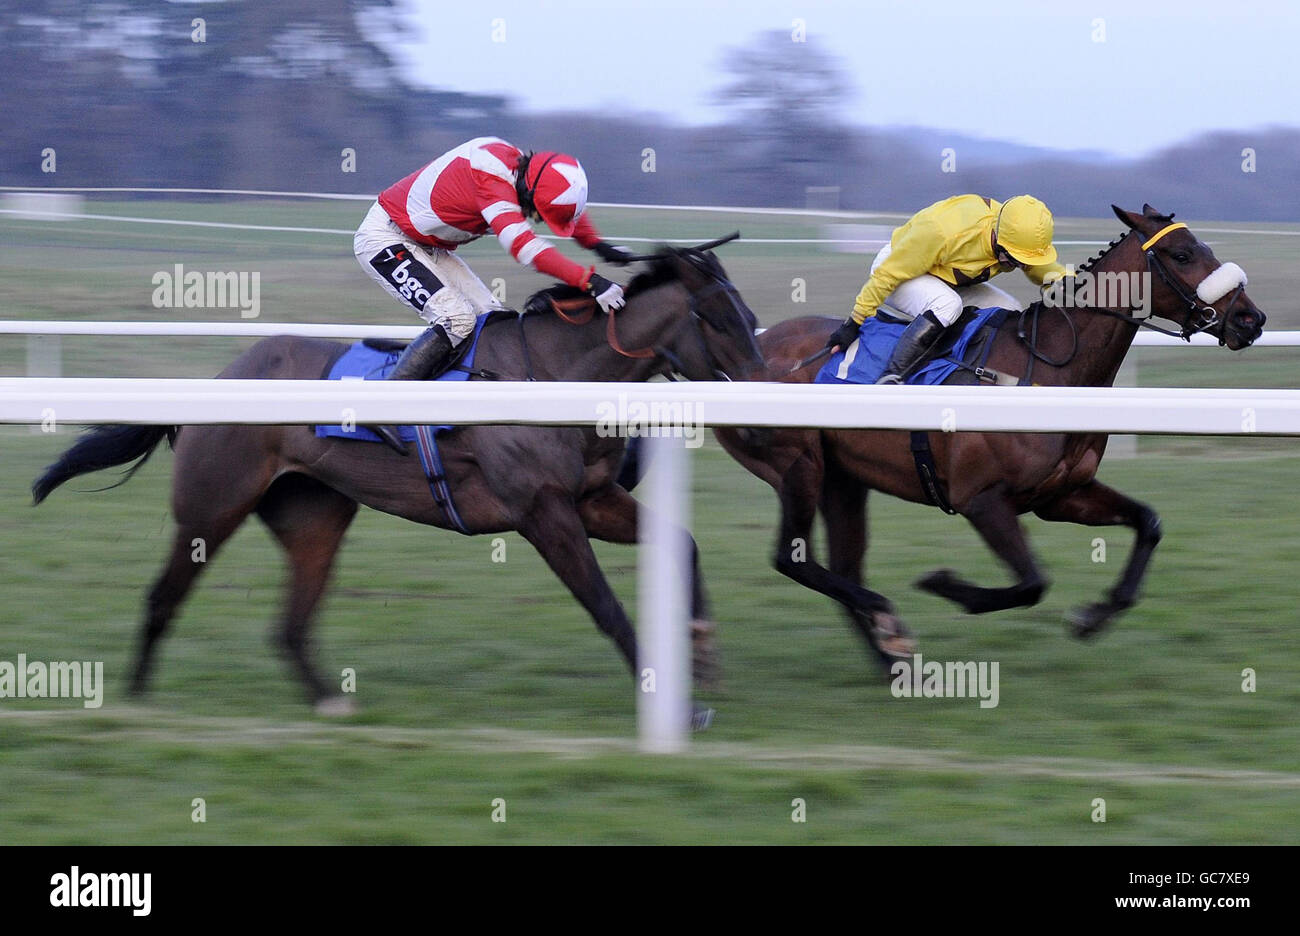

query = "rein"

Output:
[[541, 261, 746, 378], [545, 295, 655, 359]]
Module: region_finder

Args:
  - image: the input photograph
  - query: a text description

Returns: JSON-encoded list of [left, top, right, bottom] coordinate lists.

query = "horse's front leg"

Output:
[[520, 487, 712, 730], [1033, 480, 1162, 638], [820, 457, 916, 666], [775, 447, 908, 673], [577, 484, 720, 691], [518, 489, 639, 676]]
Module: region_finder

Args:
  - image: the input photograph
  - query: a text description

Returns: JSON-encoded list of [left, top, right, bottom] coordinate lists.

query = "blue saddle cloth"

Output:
[[815, 306, 1008, 386], [314, 314, 488, 443]]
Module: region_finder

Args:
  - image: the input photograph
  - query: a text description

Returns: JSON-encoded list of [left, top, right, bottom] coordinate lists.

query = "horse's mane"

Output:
[[1076, 230, 1131, 277], [1076, 210, 1174, 278], [625, 249, 688, 298], [1019, 212, 1177, 318]]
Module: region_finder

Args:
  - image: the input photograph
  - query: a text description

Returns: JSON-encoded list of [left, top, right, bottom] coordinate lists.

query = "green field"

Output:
[[1, 199, 1298, 844]]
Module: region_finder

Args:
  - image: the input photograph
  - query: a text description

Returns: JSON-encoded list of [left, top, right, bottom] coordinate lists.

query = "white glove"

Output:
[[589, 274, 626, 312]]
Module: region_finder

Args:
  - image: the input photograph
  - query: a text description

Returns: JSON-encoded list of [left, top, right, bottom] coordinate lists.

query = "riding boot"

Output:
[[875, 310, 947, 385], [369, 325, 456, 455]]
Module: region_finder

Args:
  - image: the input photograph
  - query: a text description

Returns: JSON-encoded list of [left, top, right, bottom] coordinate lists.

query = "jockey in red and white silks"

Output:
[[354, 137, 631, 452]]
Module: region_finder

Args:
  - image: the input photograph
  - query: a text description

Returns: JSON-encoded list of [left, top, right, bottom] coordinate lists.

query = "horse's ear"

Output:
[[1112, 204, 1143, 230], [1142, 203, 1174, 222]]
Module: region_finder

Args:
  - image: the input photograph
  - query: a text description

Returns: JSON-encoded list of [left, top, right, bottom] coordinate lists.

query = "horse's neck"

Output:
[[547, 315, 657, 382], [491, 295, 672, 383], [1022, 239, 1141, 388]]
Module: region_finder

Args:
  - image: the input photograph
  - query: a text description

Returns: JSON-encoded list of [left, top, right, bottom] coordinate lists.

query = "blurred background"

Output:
[[3, 0, 1299, 218]]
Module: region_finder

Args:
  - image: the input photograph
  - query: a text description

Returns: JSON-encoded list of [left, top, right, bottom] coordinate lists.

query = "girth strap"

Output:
[[413, 424, 470, 534], [909, 431, 958, 515]]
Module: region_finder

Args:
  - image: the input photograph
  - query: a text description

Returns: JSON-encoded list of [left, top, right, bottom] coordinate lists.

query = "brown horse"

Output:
[[717, 205, 1266, 667], [33, 245, 764, 716]]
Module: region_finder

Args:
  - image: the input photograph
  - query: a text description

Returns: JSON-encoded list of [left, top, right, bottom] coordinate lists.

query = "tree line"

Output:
[[3, 3, 1294, 221]]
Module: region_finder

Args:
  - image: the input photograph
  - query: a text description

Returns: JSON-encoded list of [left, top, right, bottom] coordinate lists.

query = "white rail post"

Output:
[[24, 335, 61, 433], [637, 435, 691, 753]]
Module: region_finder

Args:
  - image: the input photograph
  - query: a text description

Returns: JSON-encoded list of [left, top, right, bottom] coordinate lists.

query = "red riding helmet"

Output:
[[522, 151, 589, 237]]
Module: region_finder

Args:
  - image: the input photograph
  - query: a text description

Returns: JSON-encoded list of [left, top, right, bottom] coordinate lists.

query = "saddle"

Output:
[[876, 306, 998, 384]]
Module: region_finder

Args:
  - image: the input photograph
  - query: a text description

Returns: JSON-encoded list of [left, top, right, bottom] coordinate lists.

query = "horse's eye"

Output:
[[1172, 252, 1191, 264]]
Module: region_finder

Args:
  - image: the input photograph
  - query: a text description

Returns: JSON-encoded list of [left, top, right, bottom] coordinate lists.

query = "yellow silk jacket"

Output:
[[852, 194, 1068, 323]]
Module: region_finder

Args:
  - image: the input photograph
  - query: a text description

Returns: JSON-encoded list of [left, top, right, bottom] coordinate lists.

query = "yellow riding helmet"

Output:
[[995, 195, 1058, 265]]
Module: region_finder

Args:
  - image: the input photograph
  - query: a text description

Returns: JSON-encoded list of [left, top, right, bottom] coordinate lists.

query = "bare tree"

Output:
[[711, 30, 857, 205]]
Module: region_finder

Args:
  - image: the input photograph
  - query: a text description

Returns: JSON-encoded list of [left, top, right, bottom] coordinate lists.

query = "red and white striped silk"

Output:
[[377, 137, 601, 289]]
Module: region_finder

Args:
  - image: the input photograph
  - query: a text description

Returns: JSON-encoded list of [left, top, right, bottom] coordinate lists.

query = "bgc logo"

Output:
[[371, 246, 440, 311]]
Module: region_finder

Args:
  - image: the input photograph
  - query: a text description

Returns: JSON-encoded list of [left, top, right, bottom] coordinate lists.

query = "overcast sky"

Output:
[[383, 0, 1299, 158]]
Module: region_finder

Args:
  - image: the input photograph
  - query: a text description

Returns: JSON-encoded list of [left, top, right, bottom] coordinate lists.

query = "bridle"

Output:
[[662, 255, 755, 381], [1136, 222, 1246, 344], [1018, 220, 1249, 380]]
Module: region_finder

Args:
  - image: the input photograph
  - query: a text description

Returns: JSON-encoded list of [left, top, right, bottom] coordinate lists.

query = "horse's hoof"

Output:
[[1067, 603, 1113, 640], [690, 706, 716, 732], [915, 568, 958, 594], [314, 695, 357, 717], [871, 610, 918, 661]]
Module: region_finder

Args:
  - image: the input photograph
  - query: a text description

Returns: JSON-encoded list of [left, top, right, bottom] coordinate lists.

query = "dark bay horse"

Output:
[[717, 205, 1266, 668], [33, 245, 763, 715]]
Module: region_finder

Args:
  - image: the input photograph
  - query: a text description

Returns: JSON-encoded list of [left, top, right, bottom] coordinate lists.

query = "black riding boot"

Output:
[[370, 325, 455, 455], [875, 311, 947, 385]]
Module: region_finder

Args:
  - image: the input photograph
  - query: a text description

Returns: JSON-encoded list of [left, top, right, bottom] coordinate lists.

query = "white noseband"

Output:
[[1196, 261, 1247, 304]]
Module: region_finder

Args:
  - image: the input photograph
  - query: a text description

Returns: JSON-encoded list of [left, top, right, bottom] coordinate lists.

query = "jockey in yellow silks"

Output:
[[827, 194, 1071, 384]]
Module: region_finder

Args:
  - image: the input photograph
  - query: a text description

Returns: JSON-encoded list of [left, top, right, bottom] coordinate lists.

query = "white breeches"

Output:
[[354, 201, 499, 344], [870, 242, 1022, 326]]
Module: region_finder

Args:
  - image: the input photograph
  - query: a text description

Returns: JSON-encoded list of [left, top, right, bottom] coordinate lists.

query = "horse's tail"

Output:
[[32, 425, 176, 505]]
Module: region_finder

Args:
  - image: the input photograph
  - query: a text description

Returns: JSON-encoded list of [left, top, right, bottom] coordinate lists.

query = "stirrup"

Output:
[[875, 373, 904, 385]]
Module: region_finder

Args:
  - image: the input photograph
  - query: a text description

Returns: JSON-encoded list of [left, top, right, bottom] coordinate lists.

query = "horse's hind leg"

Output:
[[820, 462, 916, 664], [916, 484, 1049, 613], [578, 484, 719, 689], [130, 427, 278, 694], [254, 473, 358, 711], [132, 520, 239, 694], [1033, 480, 1161, 639]]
